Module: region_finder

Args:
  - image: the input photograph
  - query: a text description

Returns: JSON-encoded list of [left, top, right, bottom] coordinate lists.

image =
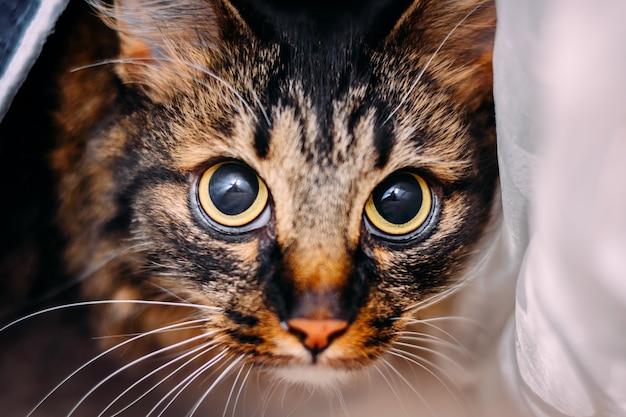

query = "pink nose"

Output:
[[286, 318, 349, 353]]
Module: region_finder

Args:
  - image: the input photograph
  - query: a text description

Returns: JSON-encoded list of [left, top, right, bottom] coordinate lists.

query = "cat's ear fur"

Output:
[[89, 0, 250, 101], [386, 0, 495, 112]]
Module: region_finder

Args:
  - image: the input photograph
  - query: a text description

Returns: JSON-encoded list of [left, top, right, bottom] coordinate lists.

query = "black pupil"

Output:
[[373, 173, 423, 225], [208, 164, 259, 216]]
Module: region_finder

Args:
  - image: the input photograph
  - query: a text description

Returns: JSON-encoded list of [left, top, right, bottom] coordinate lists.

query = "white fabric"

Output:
[[1, 0, 624, 415], [494, 0, 626, 415]]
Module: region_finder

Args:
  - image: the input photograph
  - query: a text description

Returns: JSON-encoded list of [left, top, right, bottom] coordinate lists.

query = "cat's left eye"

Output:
[[197, 161, 269, 231], [364, 171, 434, 239]]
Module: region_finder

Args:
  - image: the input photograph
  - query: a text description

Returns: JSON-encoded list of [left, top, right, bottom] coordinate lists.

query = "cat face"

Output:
[[55, 0, 497, 388]]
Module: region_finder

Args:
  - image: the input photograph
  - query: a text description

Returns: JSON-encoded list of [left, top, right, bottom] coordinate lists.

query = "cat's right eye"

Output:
[[197, 161, 269, 232]]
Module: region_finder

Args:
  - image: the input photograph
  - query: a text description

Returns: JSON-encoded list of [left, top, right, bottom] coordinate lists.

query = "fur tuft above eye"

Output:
[[197, 161, 270, 231], [364, 171, 435, 239]]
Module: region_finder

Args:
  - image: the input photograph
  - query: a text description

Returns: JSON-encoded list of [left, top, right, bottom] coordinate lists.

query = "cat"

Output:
[[3, 0, 500, 415]]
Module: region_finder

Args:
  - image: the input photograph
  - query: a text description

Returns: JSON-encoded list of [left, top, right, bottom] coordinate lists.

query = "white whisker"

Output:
[[259, 376, 282, 417], [371, 363, 412, 417], [25, 317, 211, 417], [222, 360, 249, 417], [1, 299, 220, 333], [396, 318, 477, 359], [148, 349, 229, 417], [388, 348, 467, 417], [415, 315, 486, 327], [68, 330, 214, 417], [145, 280, 203, 305], [383, 3, 484, 124], [332, 384, 350, 417], [231, 364, 253, 417], [394, 331, 470, 359], [70, 57, 260, 124], [188, 355, 245, 417], [404, 224, 504, 315], [278, 381, 290, 415], [381, 356, 438, 417], [288, 386, 315, 417], [393, 341, 466, 374], [99, 337, 222, 417], [420, 316, 485, 347], [401, 276, 471, 314], [94, 324, 206, 340], [4, 248, 131, 316], [231, 62, 272, 128]]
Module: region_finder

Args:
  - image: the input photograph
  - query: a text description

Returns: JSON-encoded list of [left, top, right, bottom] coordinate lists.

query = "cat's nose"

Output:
[[286, 318, 349, 355]]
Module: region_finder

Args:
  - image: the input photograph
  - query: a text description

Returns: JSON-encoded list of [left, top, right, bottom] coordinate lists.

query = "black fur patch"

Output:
[[372, 106, 396, 168], [253, 125, 271, 158], [226, 309, 260, 327], [229, 330, 264, 346]]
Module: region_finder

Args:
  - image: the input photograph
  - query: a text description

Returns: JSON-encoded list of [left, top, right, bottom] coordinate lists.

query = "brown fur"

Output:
[[43, 0, 498, 412]]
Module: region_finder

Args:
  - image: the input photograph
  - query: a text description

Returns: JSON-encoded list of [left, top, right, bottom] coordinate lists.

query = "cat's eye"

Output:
[[364, 172, 433, 238], [197, 161, 269, 230]]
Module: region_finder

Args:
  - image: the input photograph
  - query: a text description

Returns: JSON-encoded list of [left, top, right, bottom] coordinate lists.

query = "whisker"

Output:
[[393, 343, 461, 378], [371, 362, 412, 417], [414, 315, 486, 328], [287, 385, 315, 417], [222, 361, 248, 417], [231, 364, 253, 417], [388, 348, 467, 417], [383, 2, 484, 124], [94, 324, 206, 340], [278, 381, 290, 415], [2, 248, 131, 318], [145, 281, 196, 304], [231, 61, 272, 128], [394, 331, 470, 359], [381, 356, 438, 417], [393, 341, 466, 374], [99, 337, 222, 417], [70, 57, 260, 124], [332, 384, 350, 417], [402, 278, 470, 314], [417, 322, 479, 355], [67, 330, 215, 417], [401, 274, 477, 315], [188, 354, 245, 417], [259, 376, 282, 417], [396, 318, 477, 359], [1, 299, 220, 333], [25, 317, 211, 417], [148, 348, 229, 417], [404, 223, 504, 316]]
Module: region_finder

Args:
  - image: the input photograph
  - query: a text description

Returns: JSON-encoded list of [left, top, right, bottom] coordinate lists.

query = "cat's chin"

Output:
[[271, 365, 358, 389]]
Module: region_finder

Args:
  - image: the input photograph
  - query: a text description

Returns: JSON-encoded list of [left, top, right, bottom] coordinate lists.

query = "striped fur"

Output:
[[52, 0, 497, 398]]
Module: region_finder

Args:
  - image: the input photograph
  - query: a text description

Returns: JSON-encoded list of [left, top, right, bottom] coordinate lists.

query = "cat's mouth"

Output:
[[266, 330, 369, 388], [223, 317, 392, 388], [218, 306, 399, 381], [271, 364, 359, 388]]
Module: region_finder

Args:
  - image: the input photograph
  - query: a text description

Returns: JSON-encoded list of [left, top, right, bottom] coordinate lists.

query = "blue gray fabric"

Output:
[[0, 0, 68, 121]]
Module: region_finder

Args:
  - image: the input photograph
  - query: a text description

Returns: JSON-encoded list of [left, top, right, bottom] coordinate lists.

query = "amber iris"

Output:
[[198, 162, 268, 227], [365, 172, 432, 236]]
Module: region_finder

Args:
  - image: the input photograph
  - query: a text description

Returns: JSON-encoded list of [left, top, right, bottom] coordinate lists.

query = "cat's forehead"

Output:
[[106, 0, 493, 185], [172, 53, 472, 186], [165, 15, 479, 198]]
